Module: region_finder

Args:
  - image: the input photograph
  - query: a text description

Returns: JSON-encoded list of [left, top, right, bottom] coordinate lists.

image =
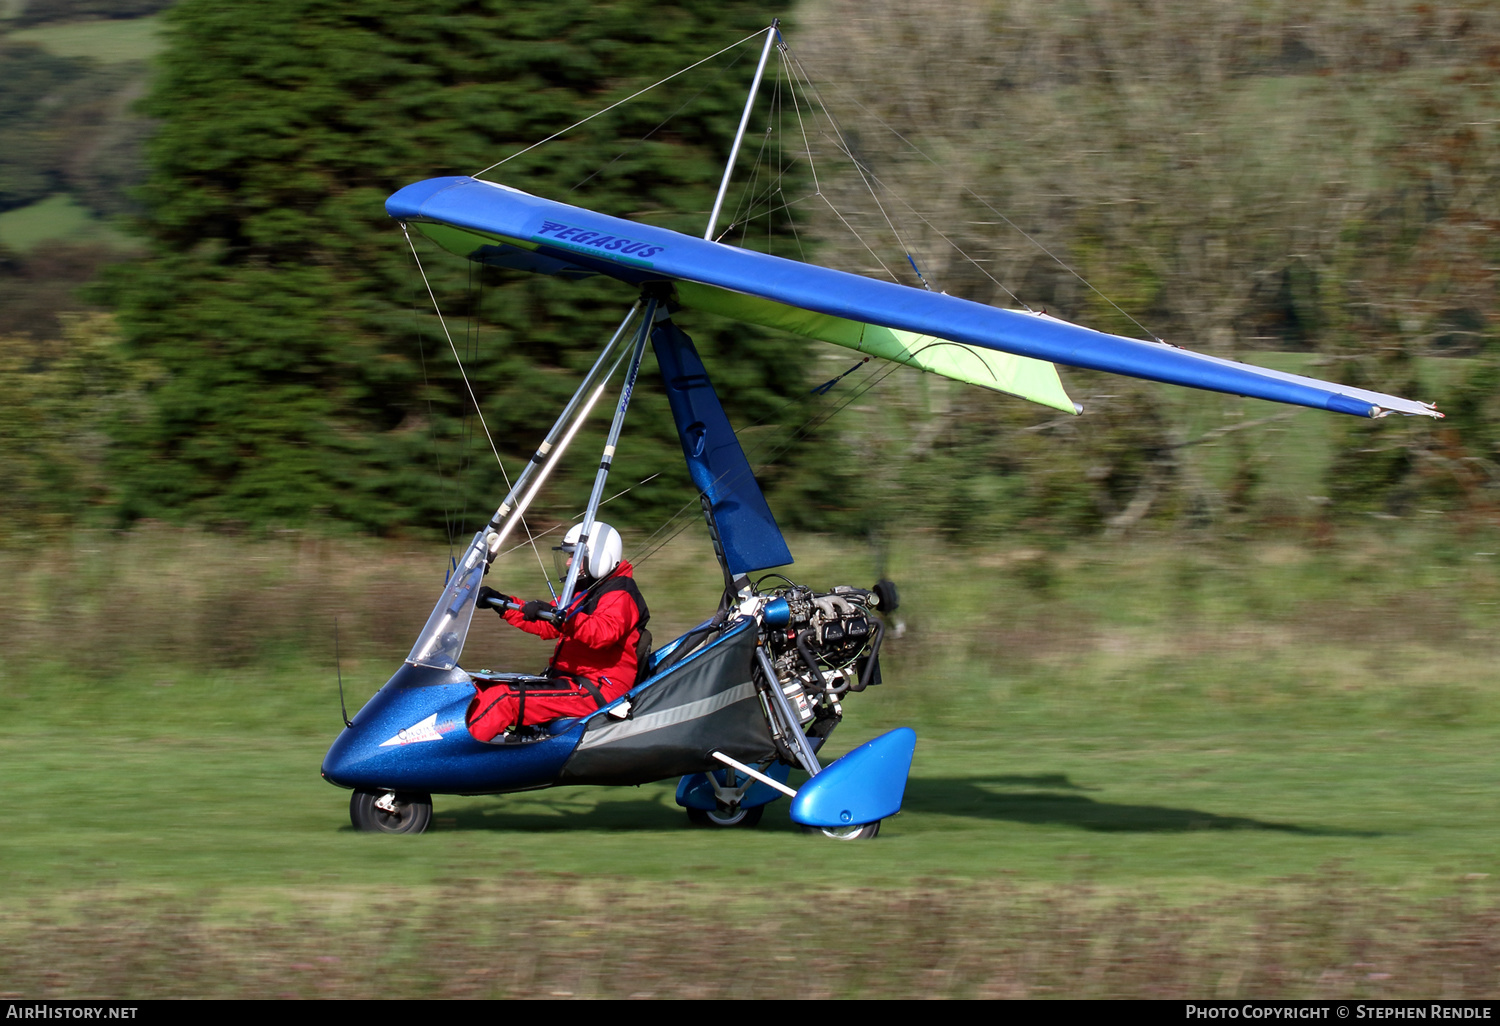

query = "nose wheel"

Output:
[[350, 790, 433, 834], [801, 820, 880, 840]]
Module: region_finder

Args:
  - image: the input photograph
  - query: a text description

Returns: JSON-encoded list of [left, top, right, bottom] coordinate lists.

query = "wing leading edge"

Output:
[[388, 176, 1440, 420]]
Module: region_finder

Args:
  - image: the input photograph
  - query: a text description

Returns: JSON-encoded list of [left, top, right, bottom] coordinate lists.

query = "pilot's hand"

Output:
[[477, 586, 510, 611], [521, 600, 556, 622]]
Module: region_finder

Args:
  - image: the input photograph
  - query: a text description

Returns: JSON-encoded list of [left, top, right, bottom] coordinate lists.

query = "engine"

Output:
[[753, 579, 896, 745]]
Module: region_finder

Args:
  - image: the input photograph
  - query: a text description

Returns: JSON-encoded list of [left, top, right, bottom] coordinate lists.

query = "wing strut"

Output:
[[558, 294, 662, 609], [705, 19, 780, 242]]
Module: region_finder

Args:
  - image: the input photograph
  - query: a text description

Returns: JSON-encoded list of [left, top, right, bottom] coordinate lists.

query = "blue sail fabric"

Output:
[[651, 317, 792, 575], [387, 176, 1439, 420]]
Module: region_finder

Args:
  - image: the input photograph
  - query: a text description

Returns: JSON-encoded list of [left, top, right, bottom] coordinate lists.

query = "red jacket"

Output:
[[502, 561, 645, 689]]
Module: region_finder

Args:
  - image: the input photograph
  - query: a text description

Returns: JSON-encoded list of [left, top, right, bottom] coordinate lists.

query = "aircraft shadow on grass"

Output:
[[407, 773, 1376, 837], [433, 797, 705, 834], [904, 775, 1380, 837]]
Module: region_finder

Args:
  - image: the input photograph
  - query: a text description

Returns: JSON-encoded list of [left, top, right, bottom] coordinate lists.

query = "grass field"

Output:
[[2, 524, 1498, 997], [6, 14, 163, 62], [0, 193, 138, 253]]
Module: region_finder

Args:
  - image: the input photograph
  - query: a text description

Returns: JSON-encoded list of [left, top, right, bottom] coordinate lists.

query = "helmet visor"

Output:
[[552, 542, 576, 585]]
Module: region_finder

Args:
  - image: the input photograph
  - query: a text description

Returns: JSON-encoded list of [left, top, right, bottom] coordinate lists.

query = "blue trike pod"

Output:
[[790, 727, 916, 828]]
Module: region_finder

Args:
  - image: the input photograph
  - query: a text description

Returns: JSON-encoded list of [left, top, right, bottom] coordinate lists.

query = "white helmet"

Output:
[[554, 521, 622, 583]]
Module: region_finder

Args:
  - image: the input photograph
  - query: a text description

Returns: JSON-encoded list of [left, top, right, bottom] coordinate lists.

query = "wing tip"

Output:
[[1369, 403, 1443, 420]]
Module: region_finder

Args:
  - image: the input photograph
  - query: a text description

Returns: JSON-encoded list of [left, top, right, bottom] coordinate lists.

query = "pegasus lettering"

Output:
[[533, 220, 663, 259]]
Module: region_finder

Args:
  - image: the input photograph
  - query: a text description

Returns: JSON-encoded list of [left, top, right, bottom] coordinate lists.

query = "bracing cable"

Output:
[[632, 355, 907, 567], [473, 30, 769, 179], [572, 52, 746, 194], [458, 25, 1163, 578], [401, 224, 550, 578], [778, 46, 1163, 341], [410, 255, 457, 560]]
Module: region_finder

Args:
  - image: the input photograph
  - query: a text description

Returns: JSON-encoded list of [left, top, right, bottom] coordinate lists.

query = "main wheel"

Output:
[[801, 820, 880, 840], [349, 790, 433, 834], [687, 804, 765, 828]]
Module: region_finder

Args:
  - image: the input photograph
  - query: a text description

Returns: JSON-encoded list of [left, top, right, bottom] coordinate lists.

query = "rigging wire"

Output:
[[771, 70, 811, 265], [786, 47, 961, 290], [632, 353, 909, 568], [770, 47, 904, 283], [723, 69, 779, 245], [800, 96, 924, 288], [709, 48, 813, 262], [462, 264, 555, 588], [401, 224, 550, 579], [732, 41, 1039, 315], [455, 260, 477, 544], [778, 47, 1163, 342], [472, 29, 768, 179], [727, 123, 771, 243], [403, 226, 503, 465], [492, 472, 663, 562], [837, 158, 1034, 310], [719, 66, 813, 266], [773, 46, 1022, 304], [409, 254, 456, 560], [605, 47, 959, 565], [961, 191, 1163, 340], [462, 25, 1154, 578], [570, 50, 745, 193], [710, 47, 812, 243]]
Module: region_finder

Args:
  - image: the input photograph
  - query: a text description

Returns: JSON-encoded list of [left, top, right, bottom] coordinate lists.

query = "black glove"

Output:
[[521, 599, 556, 622], [476, 586, 510, 611]]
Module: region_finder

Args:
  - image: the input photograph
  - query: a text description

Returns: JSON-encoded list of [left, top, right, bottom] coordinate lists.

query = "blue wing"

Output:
[[388, 175, 1439, 420]]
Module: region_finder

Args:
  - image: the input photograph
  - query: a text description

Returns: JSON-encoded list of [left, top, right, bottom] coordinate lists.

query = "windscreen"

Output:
[[406, 529, 489, 671]]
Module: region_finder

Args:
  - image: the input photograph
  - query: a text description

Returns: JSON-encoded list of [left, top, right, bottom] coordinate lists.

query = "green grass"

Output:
[[5, 682, 1493, 897], [6, 14, 163, 62], [0, 192, 137, 252], [2, 525, 1498, 995]]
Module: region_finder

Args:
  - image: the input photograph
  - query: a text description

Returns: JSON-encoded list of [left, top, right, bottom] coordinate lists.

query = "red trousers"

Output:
[[466, 674, 630, 743]]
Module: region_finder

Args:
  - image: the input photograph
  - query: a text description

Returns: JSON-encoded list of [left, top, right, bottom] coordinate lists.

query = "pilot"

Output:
[[469, 522, 649, 741]]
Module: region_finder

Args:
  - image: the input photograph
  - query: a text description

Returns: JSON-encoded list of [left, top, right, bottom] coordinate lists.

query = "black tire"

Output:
[[687, 804, 765, 829], [801, 820, 880, 840], [349, 790, 433, 834]]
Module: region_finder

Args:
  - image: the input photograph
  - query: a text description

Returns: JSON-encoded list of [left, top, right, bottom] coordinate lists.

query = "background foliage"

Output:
[[96, 0, 817, 539], [3, 5, 1499, 998], [3, 0, 1500, 542], [790, 0, 1500, 537]]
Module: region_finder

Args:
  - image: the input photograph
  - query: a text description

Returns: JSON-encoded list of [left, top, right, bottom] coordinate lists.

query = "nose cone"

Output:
[[320, 661, 473, 790], [320, 725, 370, 787], [320, 660, 588, 796]]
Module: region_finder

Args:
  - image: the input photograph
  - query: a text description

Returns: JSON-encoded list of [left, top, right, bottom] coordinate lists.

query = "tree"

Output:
[[791, 0, 1500, 534], [0, 314, 148, 542], [108, 0, 812, 537]]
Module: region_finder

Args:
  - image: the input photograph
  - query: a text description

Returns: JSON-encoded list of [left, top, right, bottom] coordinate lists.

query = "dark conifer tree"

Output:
[[109, 0, 812, 537]]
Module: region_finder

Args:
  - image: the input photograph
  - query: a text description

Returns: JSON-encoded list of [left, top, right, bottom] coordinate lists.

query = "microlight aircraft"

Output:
[[320, 21, 1440, 836]]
